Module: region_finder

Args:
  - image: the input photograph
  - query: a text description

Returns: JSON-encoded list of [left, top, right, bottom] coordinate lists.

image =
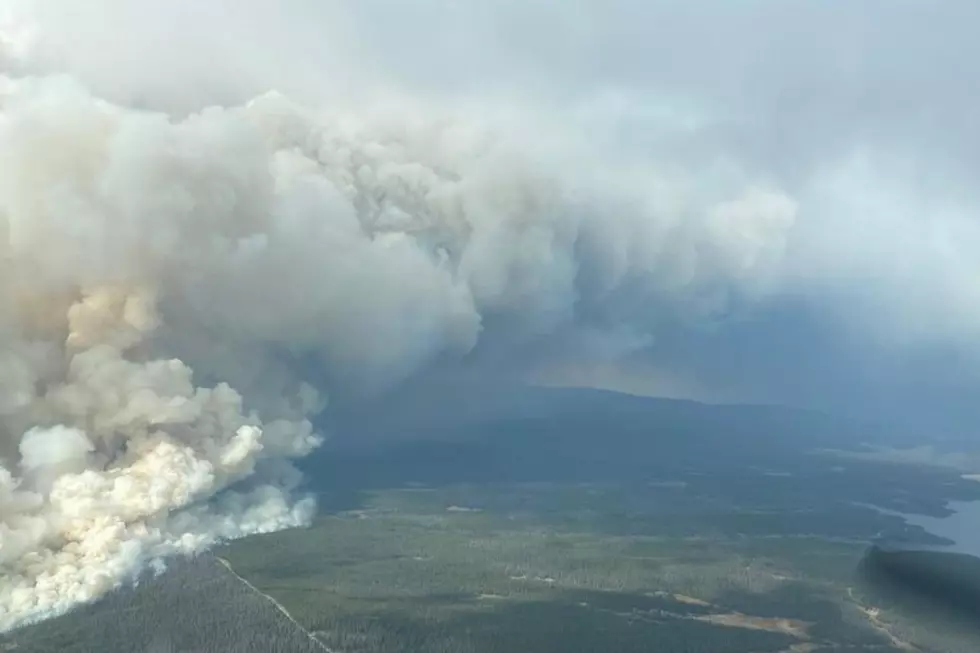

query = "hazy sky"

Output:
[[334, 0, 980, 433], [6, 0, 980, 431]]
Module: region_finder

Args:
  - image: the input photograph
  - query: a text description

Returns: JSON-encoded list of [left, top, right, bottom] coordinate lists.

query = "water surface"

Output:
[[899, 500, 980, 557]]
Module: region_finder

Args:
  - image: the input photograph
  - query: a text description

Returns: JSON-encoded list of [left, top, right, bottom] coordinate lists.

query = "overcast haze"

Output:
[[1, 0, 979, 632]]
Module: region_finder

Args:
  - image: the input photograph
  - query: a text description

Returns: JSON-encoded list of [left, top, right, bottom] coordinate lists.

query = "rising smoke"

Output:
[[0, 7, 801, 631], [6, 0, 979, 632]]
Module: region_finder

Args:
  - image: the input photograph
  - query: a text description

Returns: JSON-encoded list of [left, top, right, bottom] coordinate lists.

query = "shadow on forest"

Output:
[[295, 389, 980, 546]]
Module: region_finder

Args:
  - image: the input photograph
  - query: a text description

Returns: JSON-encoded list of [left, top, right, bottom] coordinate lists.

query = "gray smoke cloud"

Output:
[[0, 3, 802, 630], [1, 0, 979, 632]]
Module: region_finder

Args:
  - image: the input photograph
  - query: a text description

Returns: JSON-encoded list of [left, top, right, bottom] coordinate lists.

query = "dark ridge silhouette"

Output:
[[308, 389, 980, 533]]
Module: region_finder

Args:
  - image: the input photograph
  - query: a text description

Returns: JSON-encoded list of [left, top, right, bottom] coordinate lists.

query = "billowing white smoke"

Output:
[[0, 20, 796, 632]]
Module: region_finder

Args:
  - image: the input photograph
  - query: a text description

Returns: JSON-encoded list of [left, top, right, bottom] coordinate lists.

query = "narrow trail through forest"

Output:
[[214, 556, 336, 653]]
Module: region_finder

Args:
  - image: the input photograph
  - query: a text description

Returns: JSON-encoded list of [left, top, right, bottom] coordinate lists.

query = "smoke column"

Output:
[[0, 6, 798, 632]]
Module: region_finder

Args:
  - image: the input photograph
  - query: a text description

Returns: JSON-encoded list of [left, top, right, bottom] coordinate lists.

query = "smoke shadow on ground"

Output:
[[856, 545, 980, 639], [299, 387, 980, 544]]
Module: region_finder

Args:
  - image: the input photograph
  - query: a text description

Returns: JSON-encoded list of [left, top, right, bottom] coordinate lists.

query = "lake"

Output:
[[899, 500, 980, 557]]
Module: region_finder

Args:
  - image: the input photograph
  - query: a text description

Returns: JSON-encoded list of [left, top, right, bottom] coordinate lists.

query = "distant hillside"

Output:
[[0, 554, 325, 653], [326, 384, 896, 450], [311, 386, 980, 522]]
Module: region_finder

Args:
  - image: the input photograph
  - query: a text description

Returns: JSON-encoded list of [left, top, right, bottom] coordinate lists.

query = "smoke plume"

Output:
[[0, 9, 802, 630], [8, 0, 980, 631]]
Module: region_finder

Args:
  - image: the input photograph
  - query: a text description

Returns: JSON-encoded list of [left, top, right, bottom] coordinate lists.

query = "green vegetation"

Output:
[[216, 482, 912, 653], [6, 391, 980, 652], [0, 555, 323, 653]]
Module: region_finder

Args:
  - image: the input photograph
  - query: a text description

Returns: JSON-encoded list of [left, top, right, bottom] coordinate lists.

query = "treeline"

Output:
[[0, 555, 323, 653]]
